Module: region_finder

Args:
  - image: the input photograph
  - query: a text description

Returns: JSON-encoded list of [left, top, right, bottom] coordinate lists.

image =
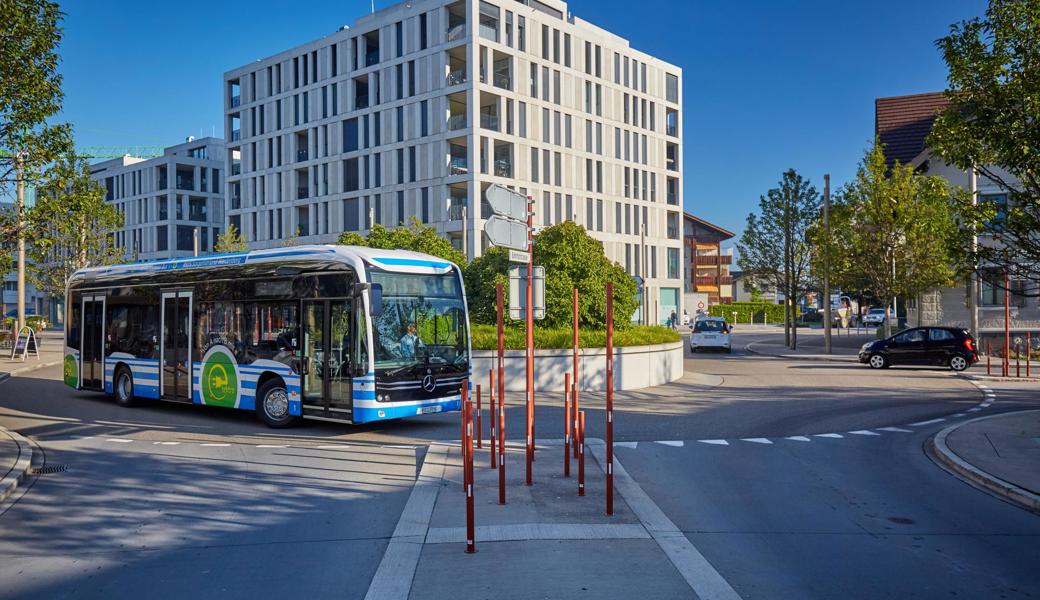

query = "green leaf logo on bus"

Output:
[[63, 354, 78, 388], [201, 346, 239, 408]]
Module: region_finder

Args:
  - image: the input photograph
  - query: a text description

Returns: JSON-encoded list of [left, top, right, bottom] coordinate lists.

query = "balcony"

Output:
[[479, 113, 499, 131], [356, 94, 369, 110], [448, 199, 467, 220], [446, 69, 467, 86], [448, 114, 467, 131], [449, 157, 468, 175], [230, 162, 241, 176], [366, 49, 380, 67], [494, 159, 512, 178], [297, 149, 309, 162], [447, 24, 465, 42], [694, 275, 734, 287], [297, 187, 309, 200], [695, 255, 732, 266]]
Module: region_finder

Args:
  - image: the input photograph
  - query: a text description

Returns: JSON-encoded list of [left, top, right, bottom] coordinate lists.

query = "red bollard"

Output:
[[489, 370, 497, 469], [572, 288, 580, 459], [498, 395, 506, 505], [1028, 332, 1032, 378], [461, 384, 468, 459], [605, 282, 614, 517], [577, 411, 586, 497], [564, 373, 571, 478], [476, 385, 483, 450], [1016, 342, 1021, 378], [987, 341, 991, 376], [464, 398, 475, 554]]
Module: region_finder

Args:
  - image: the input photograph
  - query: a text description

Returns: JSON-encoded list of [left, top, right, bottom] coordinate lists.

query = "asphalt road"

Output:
[[1, 327, 1037, 598]]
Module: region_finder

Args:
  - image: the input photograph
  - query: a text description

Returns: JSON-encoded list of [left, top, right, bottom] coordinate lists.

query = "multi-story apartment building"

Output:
[[89, 137, 225, 261], [683, 213, 734, 306], [223, 0, 684, 323]]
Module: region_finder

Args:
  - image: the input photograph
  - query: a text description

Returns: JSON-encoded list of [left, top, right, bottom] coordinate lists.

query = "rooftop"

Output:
[[874, 92, 950, 169]]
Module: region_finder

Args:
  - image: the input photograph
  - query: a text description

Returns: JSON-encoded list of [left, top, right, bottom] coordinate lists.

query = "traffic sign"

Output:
[[509, 265, 545, 320], [484, 215, 530, 251], [485, 184, 529, 222], [509, 249, 531, 263]]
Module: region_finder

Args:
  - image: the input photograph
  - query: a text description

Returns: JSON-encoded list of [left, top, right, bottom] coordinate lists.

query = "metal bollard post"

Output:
[[987, 341, 991, 376], [490, 371, 497, 469], [1028, 332, 1032, 378], [577, 410, 586, 497], [498, 394, 506, 505], [1016, 342, 1021, 378], [464, 398, 475, 554], [564, 373, 571, 478], [476, 385, 483, 450]]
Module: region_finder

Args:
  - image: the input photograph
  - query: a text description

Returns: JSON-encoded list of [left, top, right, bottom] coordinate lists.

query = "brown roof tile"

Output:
[[874, 92, 951, 169]]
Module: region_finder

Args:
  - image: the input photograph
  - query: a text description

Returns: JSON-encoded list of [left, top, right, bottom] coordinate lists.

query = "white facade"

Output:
[[223, 0, 684, 324], [89, 137, 226, 261]]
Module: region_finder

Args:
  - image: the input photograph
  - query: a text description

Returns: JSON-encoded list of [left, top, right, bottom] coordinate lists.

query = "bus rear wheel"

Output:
[[113, 366, 137, 407], [256, 379, 297, 428]]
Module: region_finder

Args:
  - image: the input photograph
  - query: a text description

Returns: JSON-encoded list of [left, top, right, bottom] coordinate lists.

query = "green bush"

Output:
[[2, 315, 48, 331], [470, 323, 680, 350], [708, 302, 791, 324]]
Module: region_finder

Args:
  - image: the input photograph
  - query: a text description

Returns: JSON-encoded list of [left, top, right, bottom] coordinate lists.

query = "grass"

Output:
[[470, 323, 681, 350]]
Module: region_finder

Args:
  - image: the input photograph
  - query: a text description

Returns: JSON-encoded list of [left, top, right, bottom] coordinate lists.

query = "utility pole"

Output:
[[783, 188, 791, 349], [193, 227, 200, 257], [640, 222, 647, 325], [15, 151, 27, 334], [823, 174, 831, 354], [968, 166, 979, 341]]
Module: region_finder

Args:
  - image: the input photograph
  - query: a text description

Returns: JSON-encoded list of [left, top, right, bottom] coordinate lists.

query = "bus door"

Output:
[[302, 299, 353, 416], [161, 290, 193, 402], [80, 294, 106, 390]]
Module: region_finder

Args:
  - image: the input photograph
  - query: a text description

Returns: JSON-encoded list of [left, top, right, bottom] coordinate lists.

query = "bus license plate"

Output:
[[420, 405, 442, 414]]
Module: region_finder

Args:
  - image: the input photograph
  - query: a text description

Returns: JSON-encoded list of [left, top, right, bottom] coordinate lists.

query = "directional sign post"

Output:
[[484, 215, 530, 252], [485, 184, 530, 223], [509, 265, 545, 320]]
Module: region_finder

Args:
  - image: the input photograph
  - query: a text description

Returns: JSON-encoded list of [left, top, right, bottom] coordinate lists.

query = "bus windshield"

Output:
[[370, 270, 468, 374]]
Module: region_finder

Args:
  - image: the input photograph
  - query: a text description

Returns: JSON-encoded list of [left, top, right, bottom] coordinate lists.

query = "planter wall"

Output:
[[472, 340, 684, 392]]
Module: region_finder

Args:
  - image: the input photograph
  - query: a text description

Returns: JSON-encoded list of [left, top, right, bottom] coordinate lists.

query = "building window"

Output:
[[666, 73, 679, 103], [667, 248, 679, 279]]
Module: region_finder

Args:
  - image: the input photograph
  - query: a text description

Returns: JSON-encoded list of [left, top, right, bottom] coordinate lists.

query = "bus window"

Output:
[[198, 300, 299, 367], [68, 300, 81, 350], [354, 304, 369, 375]]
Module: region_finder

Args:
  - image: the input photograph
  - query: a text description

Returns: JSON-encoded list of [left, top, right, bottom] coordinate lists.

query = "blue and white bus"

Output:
[[64, 245, 470, 427]]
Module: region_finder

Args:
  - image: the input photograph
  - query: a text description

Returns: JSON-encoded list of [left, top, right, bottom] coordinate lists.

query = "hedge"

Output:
[[708, 302, 793, 324], [470, 323, 680, 350]]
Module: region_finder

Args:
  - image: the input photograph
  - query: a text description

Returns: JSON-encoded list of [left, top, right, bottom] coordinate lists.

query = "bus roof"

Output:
[[68, 245, 459, 286]]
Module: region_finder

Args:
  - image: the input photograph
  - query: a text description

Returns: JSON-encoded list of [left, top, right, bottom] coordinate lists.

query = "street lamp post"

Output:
[[15, 150, 28, 334]]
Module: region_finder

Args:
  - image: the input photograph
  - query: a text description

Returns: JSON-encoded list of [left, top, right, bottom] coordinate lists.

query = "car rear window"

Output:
[[694, 320, 726, 332]]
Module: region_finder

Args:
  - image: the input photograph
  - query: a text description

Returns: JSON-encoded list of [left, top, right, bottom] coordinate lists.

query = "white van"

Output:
[[690, 317, 732, 353]]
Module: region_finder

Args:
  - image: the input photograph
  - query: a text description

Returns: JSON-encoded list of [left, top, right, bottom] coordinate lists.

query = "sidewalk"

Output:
[[0, 329, 65, 382], [0, 426, 34, 504], [929, 410, 1040, 513], [743, 330, 873, 363], [366, 438, 738, 600]]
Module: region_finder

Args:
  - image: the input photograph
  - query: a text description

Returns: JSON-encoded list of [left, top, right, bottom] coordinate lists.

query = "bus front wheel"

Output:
[[256, 379, 297, 428]]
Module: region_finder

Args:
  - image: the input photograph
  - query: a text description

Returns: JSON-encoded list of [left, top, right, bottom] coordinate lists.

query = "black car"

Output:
[[858, 327, 978, 371]]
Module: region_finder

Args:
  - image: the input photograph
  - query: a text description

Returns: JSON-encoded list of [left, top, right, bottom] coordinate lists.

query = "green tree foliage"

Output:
[[736, 169, 820, 348], [464, 221, 638, 329], [27, 153, 123, 298], [928, 0, 1040, 289], [335, 218, 467, 266], [1, 0, 72, 185], [0, 205, 17, 278], [213, 223, 249, 253], [819, 141, 960, 337]]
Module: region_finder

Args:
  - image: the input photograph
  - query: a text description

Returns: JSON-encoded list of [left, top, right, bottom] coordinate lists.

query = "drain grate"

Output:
[[31, 465, 68, 475]]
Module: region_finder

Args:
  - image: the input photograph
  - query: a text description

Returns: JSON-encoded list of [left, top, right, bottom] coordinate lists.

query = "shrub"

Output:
[[470, 323, 679, 350], [708, 302, 791, 324]]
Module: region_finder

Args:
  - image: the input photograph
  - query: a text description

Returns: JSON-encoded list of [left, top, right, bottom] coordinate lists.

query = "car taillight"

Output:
[[965, 338, 974, 352]]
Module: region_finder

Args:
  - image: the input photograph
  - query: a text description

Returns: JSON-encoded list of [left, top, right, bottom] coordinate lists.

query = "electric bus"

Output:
[[64, 245, 470, 427]]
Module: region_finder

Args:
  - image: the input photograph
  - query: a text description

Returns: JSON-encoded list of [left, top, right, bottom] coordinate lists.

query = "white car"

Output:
[[862, 308, 887, 326], [690, 317, 732, 353]]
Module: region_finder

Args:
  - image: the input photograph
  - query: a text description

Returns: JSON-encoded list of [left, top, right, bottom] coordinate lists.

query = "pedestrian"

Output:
[[670, 310, 678, 331]]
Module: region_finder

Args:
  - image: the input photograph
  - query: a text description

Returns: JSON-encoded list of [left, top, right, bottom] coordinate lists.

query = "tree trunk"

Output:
[[791, 296, 798, 350]]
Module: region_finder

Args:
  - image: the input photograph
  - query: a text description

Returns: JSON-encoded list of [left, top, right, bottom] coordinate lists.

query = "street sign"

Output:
[[509, 265, 545, 320], [485, 184, 529, 222], [484, 215, 530, 251], [509, 249, 531, 263]]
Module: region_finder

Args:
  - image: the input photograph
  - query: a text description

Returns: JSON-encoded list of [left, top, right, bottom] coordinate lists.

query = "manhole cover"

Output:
[[31, 465, 68, 475]]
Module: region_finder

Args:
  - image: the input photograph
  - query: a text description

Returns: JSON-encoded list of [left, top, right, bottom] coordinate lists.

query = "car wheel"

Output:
[[256, 378, 297, 428], [113, 366, 136, 407], [949, 354, 968, 372], [868, 353, 887, 369]]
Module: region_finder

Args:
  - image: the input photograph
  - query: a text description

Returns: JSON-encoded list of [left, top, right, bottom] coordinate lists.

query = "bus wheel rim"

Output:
[[119, 373, 131, 399], [265, 389, 289, 419]]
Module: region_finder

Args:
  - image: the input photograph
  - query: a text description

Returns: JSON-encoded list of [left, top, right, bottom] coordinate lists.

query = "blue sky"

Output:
[[57, 0, 987, 246]]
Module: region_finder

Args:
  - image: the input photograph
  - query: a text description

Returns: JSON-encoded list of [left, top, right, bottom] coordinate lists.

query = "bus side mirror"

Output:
[[369, 283, 383, 317]]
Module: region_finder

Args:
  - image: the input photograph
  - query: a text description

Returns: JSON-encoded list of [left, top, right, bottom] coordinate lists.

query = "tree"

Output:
[[736, 170, 819, 349], [928, 0, 1040, 291], [214, 223, 248, 253], [281, 227, 301, 247], [821, 141, 960, 338], [0, 205, 17, 278], [1, 0, 72, 186], [336, 218, 467, 266], [27, 153, 123, 298], [464, 221, 638, 329]]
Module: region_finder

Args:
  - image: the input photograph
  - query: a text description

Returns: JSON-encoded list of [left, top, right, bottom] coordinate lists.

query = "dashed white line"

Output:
[[968, 407, 982, 412], [878, 427, 913, 433], [200, 443, 231, 447], [152, 441, 180, 445], [785, 436, 812, 442], [655, 441, 684, 447], [814, 433, 843, 439], [698, 439, 729, 446], [615, 441, 639, 449], [909, 418, 946, 426], [741, 438, 773, 444], [316, 445, 352, 450], [255, 444, 290, 448], [848, 430, 880, 436], [105, 438, 133, 443]]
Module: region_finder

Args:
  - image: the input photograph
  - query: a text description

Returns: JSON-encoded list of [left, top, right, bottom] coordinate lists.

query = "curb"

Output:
[[927, 410, 1040, 514], [0, 358, 64, 385], [955, 373, 1040, 384], [0, 427, 34, 505], [744, 342, 858, 363]]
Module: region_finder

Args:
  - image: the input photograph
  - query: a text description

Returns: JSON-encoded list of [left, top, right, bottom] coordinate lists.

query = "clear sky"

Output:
[[56, 0, 987, 247]]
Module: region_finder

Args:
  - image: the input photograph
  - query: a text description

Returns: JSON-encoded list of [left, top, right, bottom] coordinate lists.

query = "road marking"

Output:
[[655, 440, 684, 447], [316, 445, 352, 450], [848, 430, 880, 436], [741, 438, 773, 444], [785, 436, 811, 442], [152, 441, 180, 445], [615, 441, 639, 449], [698, 439, 729, 446], [909, 418, 946, 426], [968, 407, 981, 412], [878, 427, 913, 433], [105, 438, 133, 443], [814, 433, 843, 439], [200, 443, 231, 447], [255, 444, 290, 448], [952, 413, 966, 418], [589, 442, 743, 600]]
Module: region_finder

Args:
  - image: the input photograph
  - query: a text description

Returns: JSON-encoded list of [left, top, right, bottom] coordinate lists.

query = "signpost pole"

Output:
[[496, 283, 506, 504], [605, 282, 614, 516], [572, 288, 579, 459], [526, 196, 534, 485]]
